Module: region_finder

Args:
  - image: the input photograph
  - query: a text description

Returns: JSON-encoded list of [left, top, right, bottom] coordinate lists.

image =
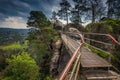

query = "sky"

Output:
[[0, 0, 73, 29]]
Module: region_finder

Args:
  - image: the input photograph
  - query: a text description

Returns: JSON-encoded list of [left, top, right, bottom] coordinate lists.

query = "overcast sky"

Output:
[[0, 0, 74, 29]]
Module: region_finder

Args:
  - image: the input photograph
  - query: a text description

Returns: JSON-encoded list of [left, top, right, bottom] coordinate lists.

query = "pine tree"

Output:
[[114, 0, 120, 19], [58, 0, 71, 24], [71, 0, 84, 24], [106, 0, 115, 18], [52, 11, 57, 23], [27, 11, 50, 28], [85, 0, 105, 22]]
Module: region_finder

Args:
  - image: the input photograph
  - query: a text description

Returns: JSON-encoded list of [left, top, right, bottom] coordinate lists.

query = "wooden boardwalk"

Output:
[[81, 48, 111, 68], [61, 34, 118, 79], [61, 34, 111, 68]]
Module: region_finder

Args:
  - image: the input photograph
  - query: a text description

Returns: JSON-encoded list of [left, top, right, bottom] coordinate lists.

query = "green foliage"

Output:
[[28, 38, 52, 79], [41, 26, 60, 43], [86, 19, 120, 34], [0, 41, 29, 73], [71, 0, 85, 24], [0, 52, 6, 71], [27, 11, 50, 28], [2, 52, 39, 80], [86, 22, 103, 32], [107, 0, 120, 19], [58, 0, 71, 24], [1, 41, 28, 57], [27, 10, 59, 79], [85, 19, 120, 71], [54, 36, 60, 42], [27, 29, 40, 42], [90, 47, 109, 58], [103, 19, 120, 34], [45, 76, 51, 80], [42, 27, 55, 42], [85, 44, 109, 58], [29, 40, 48, 65], [51, 11, 57, 22], [2, 43, 23, 51]]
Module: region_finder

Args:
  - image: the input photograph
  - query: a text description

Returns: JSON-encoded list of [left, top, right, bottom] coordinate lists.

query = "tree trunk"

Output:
[[78, 9, 82, 24], [66, 10, 68, 24], [107, 2, 111, 18], [92, 4, 95, 23]]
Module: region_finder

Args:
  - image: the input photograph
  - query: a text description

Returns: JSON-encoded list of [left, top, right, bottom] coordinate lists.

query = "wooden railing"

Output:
[[59, 32, 120, 80], [59, 33, 85, 80]]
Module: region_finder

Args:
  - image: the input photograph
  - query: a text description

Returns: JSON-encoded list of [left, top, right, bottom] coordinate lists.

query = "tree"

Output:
[[95, 2, 105, 20], [2, 52, 39, 80], [114, 0, 120, 19], [58, 0, 71, 24], [27, 11, 55, 45], [84, 0, 105, 23], [51, 11, 57, 28], [106, 0, 116, 19], [51, 11, 57, 22], [27, 11, 50, 29], [27, 11, 58, 79], [71, 0, 85, 24], [106, 0, 120, 19], [70, 8, 82, 24]]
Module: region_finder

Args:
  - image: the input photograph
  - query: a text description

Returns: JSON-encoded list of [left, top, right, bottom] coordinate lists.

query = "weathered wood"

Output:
[[61, 34, 119, 80], [81, 48, 111, 68], [61, 34, 111, 68], [83, 70, 118, 80]]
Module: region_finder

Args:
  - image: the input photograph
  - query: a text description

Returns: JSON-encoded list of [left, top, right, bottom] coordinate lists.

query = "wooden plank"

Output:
[[61, 34, 112, 68], [81, 48, 111, 68], [83, 70, 118, 80]]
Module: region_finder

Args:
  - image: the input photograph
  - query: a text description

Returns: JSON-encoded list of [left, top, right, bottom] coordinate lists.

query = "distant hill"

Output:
[[0, 28, 29, 36], [0, 28, 29, 45]]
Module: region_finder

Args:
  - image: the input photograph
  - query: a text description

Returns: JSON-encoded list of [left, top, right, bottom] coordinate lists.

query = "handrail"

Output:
[[60, 32, 120, 79], [65, 32, 120, 45], [86, 43, 120, 73], [83, 32, 120, 45], [83, 32, 120, 73], [85, 43, 111, 55], [84, 38, 113, 46], [59, 33, 85, 80], [65, 32, 84, 43]]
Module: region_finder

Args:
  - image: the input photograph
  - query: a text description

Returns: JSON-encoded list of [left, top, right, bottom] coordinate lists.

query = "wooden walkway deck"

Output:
[[81, 48, 111, 68], [61, 34, 111, 68], [83, 70, 118, 79], [60, 34, 120, 80]]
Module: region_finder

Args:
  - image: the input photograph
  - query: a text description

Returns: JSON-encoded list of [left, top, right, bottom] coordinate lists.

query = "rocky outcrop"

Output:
[[50, 40, 62, 78]]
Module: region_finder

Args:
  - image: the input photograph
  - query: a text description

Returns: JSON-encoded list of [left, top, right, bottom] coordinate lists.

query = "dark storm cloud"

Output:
[[0, 0, 73, 28], [0, 0, 35, 18], [0, 0, 61, 19], [0, 0, 61, 28]]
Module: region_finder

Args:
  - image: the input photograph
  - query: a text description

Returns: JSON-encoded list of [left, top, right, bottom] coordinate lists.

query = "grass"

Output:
[[90, 46, 109, 58], [2, 43, 23, 50], [84, 44, 110, 58], [1, 41, 28, 51]]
